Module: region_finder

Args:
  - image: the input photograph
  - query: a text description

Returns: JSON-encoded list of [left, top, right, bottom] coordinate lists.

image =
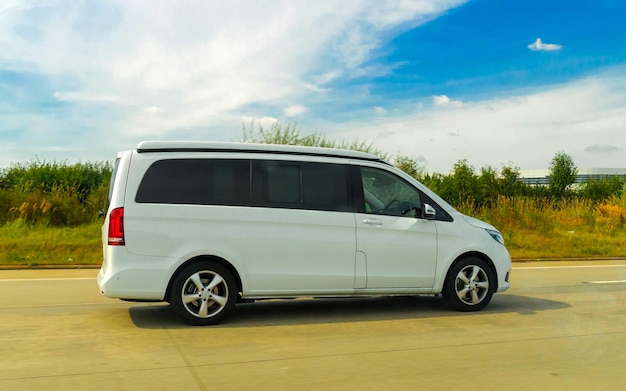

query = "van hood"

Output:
[[462, 215, 497, 231]]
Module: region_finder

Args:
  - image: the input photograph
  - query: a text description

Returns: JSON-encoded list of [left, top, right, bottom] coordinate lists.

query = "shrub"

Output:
[[0, 160, 111, 226]]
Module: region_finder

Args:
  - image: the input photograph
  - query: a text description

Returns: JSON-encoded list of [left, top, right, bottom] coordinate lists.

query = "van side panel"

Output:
[[123, 204, 357, 294], [120, 153, 358, 296]]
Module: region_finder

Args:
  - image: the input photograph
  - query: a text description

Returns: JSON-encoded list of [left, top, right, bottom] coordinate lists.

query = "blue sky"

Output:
[[1, 0, 625, 173]]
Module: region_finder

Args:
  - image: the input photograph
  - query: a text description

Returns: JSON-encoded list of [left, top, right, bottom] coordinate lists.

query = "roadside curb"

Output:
[[0, 264, 101, 270], [512, 257, 626, 263]]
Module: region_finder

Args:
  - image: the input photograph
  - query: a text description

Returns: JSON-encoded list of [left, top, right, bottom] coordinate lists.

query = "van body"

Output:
[[98, 141, 511, 325]]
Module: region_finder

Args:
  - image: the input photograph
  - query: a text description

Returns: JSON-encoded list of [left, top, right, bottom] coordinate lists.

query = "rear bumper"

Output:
[[98, 248, 174, 301]]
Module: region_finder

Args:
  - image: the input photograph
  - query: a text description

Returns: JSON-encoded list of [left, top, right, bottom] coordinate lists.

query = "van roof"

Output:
[[136, 141, 387, 163]]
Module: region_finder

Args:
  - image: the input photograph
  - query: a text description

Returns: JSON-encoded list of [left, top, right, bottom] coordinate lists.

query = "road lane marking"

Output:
[[515, 265, 626, 270]]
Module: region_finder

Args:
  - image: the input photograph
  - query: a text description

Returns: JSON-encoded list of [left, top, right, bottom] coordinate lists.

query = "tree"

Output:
[[394, 155, 425, 180], [241, 120, 387, 158], [548, 151, 578, 197], [580, 177, 624, 201], [477, 166, 499, 207], [499, 163, 525, 197], [442, 159, 478, 207]]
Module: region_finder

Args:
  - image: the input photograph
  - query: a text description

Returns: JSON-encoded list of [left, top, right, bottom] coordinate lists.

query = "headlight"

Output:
[[486, 229, 505, 245]]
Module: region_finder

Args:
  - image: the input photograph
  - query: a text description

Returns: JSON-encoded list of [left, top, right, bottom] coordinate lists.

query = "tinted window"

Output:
[[253, 161, 350, 212], [264, 165, 302, 203], [136, 159, 250, 205]]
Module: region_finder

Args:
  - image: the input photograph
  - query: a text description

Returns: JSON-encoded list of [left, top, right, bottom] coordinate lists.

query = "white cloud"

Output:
[[433, 95, 463, 108], [283, 105, 308, 117], [0, 0, 466, 165], [374, 106, 387, 115], [144, 106, 160, 114], [366, 0, 467, 28], [323, 73, 626, 172], [303, 83, 331, 93], [1, 0, 623, 176], [312, 71, 342, 85], [241, 116, 278, 130], [528, 38, 563, 51], [53, 91, 119, 103]]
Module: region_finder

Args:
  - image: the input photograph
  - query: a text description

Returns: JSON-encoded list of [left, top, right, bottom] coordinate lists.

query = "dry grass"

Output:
[[1, 195, 625, 266], [463, 196, 626, 259]]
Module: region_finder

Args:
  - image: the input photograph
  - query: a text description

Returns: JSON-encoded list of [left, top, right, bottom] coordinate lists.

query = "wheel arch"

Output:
[[442, 251, 498, 292], [165, 255, 243, 303]]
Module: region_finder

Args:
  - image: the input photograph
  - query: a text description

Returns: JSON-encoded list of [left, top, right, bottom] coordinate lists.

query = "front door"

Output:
[[355, 166, 438, 288]]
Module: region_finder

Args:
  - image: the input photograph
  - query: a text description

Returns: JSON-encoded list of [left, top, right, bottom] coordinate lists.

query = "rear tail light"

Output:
[[108, 207, 125, 246]]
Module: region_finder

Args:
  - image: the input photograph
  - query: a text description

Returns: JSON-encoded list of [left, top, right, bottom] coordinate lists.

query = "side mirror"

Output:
[[423, 203, 436, 220]]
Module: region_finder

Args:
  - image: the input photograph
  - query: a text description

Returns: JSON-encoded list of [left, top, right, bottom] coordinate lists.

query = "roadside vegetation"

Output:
[[1, 122, 624, 266]]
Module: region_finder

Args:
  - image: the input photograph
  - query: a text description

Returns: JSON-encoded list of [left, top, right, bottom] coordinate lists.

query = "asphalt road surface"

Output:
[[1, 260, 625, 391]]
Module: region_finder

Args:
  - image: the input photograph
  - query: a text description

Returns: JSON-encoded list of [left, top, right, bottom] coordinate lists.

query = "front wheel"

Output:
[[171, 261, 237, 326], [442, 257, 495, 312]]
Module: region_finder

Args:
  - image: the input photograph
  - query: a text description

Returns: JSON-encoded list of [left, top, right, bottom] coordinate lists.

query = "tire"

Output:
[[171, 261, 237, 326], [442, 257, 495, 312]]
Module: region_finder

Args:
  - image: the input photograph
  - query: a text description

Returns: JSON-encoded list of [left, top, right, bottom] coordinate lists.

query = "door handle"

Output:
[[362, 218, 383, 226]]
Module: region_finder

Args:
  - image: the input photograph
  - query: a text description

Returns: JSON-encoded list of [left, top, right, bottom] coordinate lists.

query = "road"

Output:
[[0, 261, 625, 391]]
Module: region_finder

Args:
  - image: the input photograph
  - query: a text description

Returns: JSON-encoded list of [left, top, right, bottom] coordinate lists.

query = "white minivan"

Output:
[[98, 141, 511, 325]]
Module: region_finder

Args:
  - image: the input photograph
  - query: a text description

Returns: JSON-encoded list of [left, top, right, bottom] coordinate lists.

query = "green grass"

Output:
[[0, 221, 102, 266], [2, 137, 624, 267], [2, 195, 626, 267]]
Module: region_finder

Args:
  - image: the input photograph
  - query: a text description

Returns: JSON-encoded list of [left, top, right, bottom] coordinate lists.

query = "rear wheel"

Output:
[[171, 261, 237, 326], [442, 257, 495, 311]]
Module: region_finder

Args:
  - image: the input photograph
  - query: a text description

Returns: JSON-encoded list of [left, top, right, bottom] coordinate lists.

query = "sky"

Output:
[[1, 0, 625, 173]]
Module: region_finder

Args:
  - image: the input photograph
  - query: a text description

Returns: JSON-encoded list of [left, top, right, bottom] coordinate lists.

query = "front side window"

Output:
[[360, 166, 422, 217]]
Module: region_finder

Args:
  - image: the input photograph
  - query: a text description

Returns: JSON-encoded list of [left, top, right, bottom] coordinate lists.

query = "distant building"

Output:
[[519, 168, 626, 186]]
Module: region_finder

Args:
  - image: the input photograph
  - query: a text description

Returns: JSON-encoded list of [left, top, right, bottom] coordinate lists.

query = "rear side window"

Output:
[[253, 161, 351, 212], [136, 159, 250, 205], [264, 165, 301, 203], [104, 157, 121, 212]]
